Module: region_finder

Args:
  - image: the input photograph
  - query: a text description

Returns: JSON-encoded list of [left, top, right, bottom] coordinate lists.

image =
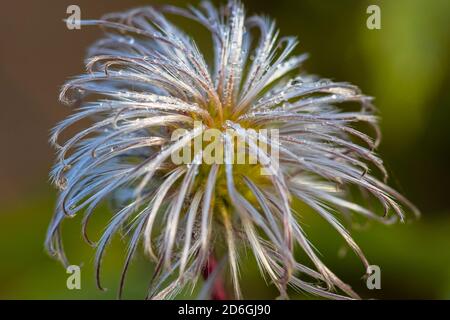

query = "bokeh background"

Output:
[[1, 0, 449, 299]]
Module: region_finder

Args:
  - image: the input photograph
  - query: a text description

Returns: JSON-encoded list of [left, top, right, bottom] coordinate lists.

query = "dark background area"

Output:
[[0, 0, 449, 299]]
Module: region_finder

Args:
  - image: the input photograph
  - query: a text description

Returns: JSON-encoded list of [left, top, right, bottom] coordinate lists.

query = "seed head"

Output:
[[47, 0, 418, 299]]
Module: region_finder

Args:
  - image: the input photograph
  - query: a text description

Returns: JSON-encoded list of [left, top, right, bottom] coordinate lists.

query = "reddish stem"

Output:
[[201, 255, 228, 300]]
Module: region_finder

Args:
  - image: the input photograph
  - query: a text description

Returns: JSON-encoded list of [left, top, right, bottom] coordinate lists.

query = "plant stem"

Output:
[[201, 254, 228, 300]]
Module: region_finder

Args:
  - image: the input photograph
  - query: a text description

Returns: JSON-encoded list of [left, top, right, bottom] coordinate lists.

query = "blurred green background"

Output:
[[0, 0, 449, 299]]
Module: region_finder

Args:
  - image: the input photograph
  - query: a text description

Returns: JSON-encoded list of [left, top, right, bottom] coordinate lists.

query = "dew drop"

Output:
[[291, 78, 304, 86]]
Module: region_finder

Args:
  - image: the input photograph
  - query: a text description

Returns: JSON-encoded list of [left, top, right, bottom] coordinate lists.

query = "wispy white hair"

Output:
[[46, 0, 419, 299]]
